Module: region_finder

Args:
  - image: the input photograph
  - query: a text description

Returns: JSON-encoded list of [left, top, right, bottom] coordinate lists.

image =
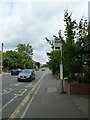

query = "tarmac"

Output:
[[22, 70, 89, 119]]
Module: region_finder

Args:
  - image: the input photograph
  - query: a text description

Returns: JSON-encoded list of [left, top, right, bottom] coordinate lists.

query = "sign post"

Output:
[[0, 43, 3, 119], [53, 39, 64, 93], [0, 43, 3, 74], [53, 40, 61, 50]]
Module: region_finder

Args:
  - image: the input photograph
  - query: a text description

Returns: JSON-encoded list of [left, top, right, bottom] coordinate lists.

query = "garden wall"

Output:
[[64, 80, 90, 95]]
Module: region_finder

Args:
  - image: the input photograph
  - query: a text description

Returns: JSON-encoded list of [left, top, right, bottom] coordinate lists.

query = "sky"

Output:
[[0, 0, 89, 64]]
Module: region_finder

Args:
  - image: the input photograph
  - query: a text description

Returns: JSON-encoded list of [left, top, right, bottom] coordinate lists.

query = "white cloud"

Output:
[[0, 1, 88, 64]]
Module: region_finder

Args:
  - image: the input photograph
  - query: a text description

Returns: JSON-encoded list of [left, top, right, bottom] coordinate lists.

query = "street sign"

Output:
[[53, 40, 61, 50]]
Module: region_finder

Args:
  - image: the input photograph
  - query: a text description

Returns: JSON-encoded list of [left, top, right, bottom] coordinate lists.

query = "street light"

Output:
[[0, 43, 3, 119], [0, 43, 3, 74]]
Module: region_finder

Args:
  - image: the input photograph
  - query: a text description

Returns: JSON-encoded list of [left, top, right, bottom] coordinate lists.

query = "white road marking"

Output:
[[0, 88, 14, 95], [10, 83, 23, 87], [0, 90, 7, 95], [0, 89, 27, 111], [25, 83, 34, 88], [14, 89, 27, 96], [21, 79, 42, 118], [9, 71, 47, 119], [0, 96, 17, 111], [21, 71, 47, 118]]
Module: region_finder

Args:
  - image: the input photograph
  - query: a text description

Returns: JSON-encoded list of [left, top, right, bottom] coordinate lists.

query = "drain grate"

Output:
[[47, 87, 57, 92]]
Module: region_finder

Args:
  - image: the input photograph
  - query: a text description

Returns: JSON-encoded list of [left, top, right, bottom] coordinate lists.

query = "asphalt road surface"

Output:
[[1, 69, 47, 119]]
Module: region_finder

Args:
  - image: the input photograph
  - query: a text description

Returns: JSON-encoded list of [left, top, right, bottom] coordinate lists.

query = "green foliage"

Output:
[[46, 10, 89, 83], [47, 50, 61, 74], [76, 19, 88, 46], [41, 64, 48, 68], [3, 44, 33, 71], [17, 43, 33, 58], [64, 10, 77, 43], [36, 62, 40, 68]]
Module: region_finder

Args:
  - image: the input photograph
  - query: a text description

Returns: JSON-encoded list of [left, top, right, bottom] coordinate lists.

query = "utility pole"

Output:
[[1, 43, 3, 74], [0, 43, 3, 120], [60, 42, 65, 94], [0, 43, 3, 74]]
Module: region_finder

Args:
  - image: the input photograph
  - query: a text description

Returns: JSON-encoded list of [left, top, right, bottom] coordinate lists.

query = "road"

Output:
[[1, 69, 88, 119], [1, 69, 47, 119]]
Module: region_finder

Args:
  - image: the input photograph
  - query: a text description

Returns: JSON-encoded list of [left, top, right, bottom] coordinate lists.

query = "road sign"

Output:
[[53, 40, 61, 50]]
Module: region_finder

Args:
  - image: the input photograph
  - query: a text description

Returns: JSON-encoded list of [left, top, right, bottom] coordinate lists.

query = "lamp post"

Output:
[[0, 43, 3, 74], [0, 43, 3, 119]]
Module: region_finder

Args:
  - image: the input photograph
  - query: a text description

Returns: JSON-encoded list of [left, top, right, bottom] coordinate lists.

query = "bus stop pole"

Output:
[[60, 42, 65, 93]]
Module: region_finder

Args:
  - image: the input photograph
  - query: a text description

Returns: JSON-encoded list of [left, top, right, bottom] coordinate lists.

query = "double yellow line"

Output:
[[8, 72, 46, 119]]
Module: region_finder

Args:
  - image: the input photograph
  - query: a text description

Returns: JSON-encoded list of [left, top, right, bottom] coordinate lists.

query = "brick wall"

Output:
[[64, 80, 90, 95], [64, 80, 70, 94]]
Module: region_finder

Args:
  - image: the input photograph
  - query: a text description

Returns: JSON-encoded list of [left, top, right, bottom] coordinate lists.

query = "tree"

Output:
[[76, 19, 88, 46], [74, 18, 89, 83], [46, 30, 64, 75], [17, 44, 33, 58], [36, 62, 40, 68], [46, 10, 89, 83], [3, 44, 34, 71], [63, 10, 78, 80], [47, 50, 61, 74], [16, 43, 33, 68], [3, 50, 24, 70]]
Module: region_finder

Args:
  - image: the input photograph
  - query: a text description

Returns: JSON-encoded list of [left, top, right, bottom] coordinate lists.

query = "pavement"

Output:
[[2, 72, 10, 75], [21, 69, 89, 119]]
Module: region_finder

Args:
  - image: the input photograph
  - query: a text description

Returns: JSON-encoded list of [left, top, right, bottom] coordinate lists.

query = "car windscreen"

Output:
[[21, 70, 32, 74]]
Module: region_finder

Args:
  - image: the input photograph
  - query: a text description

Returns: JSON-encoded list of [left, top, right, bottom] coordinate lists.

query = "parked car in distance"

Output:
[[41, 68, 46, 71], [11, 68, 21, 75], [17, 69, 35, 82], [35, 68, 39, 71]]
